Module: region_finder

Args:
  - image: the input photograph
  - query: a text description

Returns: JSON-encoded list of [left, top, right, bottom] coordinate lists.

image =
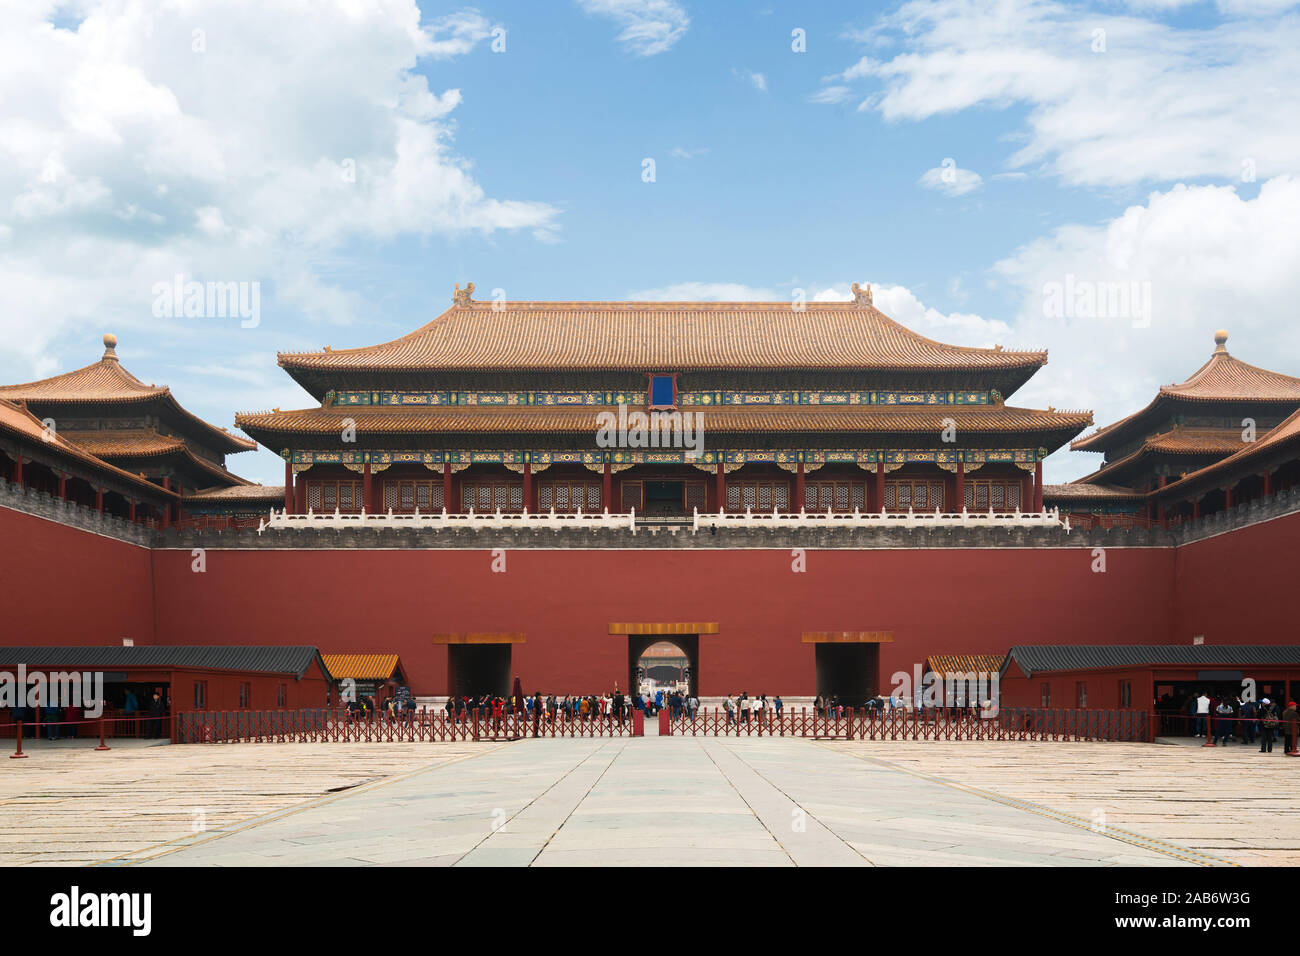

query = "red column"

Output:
[[795, 461, 805, 512], [1263, 472, 1273, 497], [95, 487, 104, 514], [1156, 475, 1167, 525], [129, 499, 136, 522], [715, 462, 725, 512], [284, 460, 294, 513], [1224, 486, 1234, 510], [602, 462, 612, 512], [1033, 460, 1043, 513], [13, 454, 22, 487], [955, 460, 965, 512], [57, 472, 66, 500], [295, 477, 307, 513], [362, 462, 373, 513], [443, 462, 454, 512], [1192, 497, 1200, 520], [875, 462, 885, 512], [523, 462, 532, 513]]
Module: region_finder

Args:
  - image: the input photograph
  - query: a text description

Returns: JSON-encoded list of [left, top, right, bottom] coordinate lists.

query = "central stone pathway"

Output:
[[125, 736, 1224, 867]]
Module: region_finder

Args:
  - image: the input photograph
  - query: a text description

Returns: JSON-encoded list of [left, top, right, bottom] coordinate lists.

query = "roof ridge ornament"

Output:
[[1213, 329, 1229, 355], [102, 333, 119, 363], [454, 281, 476, 307], [851, 282, 873, 307]]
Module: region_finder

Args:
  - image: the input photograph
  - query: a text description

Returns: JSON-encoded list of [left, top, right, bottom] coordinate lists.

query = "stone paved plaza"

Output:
[[1, 735, 1295, 867]]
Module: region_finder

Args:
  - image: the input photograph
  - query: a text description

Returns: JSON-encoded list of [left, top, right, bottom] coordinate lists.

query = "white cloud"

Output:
[[992, 176, 1300, 480], [919, 162, 983, 197], [833, 0, 1300, 187], [734, 68, 767, 92], [576, 0, 689, 56], [812, 284, 1012, 345], [807, 85, 852, 104], [0, 0, 559, 374]]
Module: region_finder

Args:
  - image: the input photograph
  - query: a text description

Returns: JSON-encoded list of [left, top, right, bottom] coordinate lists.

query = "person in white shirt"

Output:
[[1195, 692, 1211, 737]]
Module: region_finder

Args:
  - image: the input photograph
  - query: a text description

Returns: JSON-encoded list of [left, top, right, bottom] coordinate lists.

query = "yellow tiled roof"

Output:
[[926, 654, 1006, 677], [277, 299, 1047, 373], [321, 653, 402, 681]]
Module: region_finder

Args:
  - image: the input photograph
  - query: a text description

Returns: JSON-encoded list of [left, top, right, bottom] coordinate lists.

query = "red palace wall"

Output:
[[0, 506, 154, 646], [6, 502, 1295, 699], [1171, 509, 1300, 646], [148, 544, 1175, 698]]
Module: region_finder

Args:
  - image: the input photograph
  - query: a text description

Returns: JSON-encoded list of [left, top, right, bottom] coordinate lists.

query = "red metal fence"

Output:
[[170, 706, 1149, 744], [174, 707, 645, 744], [665, 706, 1151, 742]]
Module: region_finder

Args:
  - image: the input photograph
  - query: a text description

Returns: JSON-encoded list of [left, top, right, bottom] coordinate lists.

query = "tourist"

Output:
[[1258, 699, 1278, 753], [688, 693, 698, 719], [1240, 697, 1258, 744], [1282, 701, 1299, 754], [724, 695, 734, 725], [1213, 697, 1235, 745], [124, 689, 139, 716], [774, 695, 783, 716], [42, 703, 62, 740], [147, 690, 167, 738], [1194, 690, 1210, 737]]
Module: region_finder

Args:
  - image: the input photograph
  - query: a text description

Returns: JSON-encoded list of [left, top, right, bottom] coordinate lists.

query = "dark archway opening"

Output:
[[814, 643, 879, 708], [448, 644, 512, 699]]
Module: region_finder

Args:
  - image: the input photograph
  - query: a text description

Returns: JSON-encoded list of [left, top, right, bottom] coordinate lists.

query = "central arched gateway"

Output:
[[610, 622, 717, 699]]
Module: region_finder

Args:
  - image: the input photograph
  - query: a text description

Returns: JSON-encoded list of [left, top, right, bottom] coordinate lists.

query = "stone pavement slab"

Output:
[[108, 736, 1224, 867]]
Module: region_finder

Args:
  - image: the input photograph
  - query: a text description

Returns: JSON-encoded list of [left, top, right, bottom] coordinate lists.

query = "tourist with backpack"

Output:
[[1259, 699, 1278, 753]]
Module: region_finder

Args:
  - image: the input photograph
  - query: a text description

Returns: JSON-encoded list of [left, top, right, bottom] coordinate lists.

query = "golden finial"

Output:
[[1213, 329, 1229, 354], [102, 333, 118, 362]]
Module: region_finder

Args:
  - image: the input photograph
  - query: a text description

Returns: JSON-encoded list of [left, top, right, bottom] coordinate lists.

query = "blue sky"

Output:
[[3, 0, 1298, 486]]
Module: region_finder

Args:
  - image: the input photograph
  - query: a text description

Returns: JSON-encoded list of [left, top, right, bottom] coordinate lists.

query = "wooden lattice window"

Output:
[[1076, 682, 1088, 708], [684, 481, 706, 512], [307, 479, 363, 513], [804, 481, 865, 512], [383, 480, 443, 513], [539, 481, 602, 512], [1040, 683, 1051, 707], [621, 481, 643, 512], [964, 480, 1022, 512], [884, 480, 944, 511], [726, 481, 790, 512], [461, 481, 524, 512]]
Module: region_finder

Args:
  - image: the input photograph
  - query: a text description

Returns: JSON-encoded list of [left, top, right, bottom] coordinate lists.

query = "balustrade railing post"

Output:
[[11, 721, 27, 759], [96, 714, 111, 751]]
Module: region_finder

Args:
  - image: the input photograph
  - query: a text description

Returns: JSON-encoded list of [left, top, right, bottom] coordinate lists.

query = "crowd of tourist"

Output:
[[1157, 690, 1300, 753], [8, 689, 170, 739]]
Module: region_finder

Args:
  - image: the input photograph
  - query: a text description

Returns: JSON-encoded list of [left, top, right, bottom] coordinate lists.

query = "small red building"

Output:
[[0, 645, 333, 737], [998, 645, 1300, 712]]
